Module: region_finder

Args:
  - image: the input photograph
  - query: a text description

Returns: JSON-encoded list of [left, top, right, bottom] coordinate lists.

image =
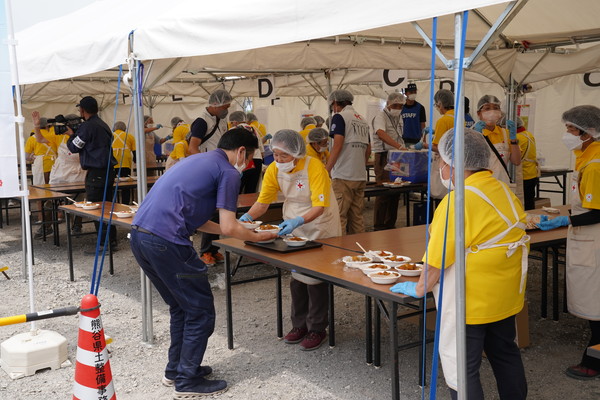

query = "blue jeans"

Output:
[[130, 229, 215, 389]]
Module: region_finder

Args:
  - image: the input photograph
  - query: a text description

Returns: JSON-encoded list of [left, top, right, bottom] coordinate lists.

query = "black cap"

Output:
[[406, 83, 417, 92], [76, 96, 98, 114]]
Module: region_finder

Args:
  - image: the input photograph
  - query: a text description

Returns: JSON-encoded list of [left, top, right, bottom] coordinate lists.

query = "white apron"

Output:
[[32, 142, 55, 185], [279, 157, 342, 285], [49, 140, 86, 184], [566, 160, 600, 320], [433, 184, 529, 390]]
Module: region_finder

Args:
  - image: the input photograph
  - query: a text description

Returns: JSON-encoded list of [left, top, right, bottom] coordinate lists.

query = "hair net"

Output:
[[307, 127, 329, 143], [300, 116, 316, 130], [314, 115, 325, 126], [246, 112, 258, 121], [171, 117, 183, 128], [229, 111, 246, 123], [270, 129, 306, 159], [438, 128, 491, 171], [328, 89, 354, 105], [387, 92, 406, 106], [39, 117, 48, 129], [143, 115, 152, 124], [476, 95, 501, 111], [114, 121, 127, 131], [562, 105, 600, 139], [208, 89, 233, 107], [434, 89, 454, 109]]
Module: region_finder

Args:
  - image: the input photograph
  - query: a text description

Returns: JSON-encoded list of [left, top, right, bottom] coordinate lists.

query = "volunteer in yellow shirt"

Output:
[[431, 89, 456, 152], [28, 117, 57, 185], [298, 117, 317, 142], [165, 123, 190, 170], [305, 127, 330, 164], [391, 129, 528, 399], [240, 130, 341, 351], [516, 117, 539, 210], [112, 121, 137, 204], [247, 112, 271, 144], [538, 105, 600, 380]]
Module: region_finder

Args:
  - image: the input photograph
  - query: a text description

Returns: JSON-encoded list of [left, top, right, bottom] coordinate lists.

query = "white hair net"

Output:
[[477, 95, 501, 111], [229, 111, 246, 123], [434, 89, 454, 109], [208, 89, 233, 107], [438, 128, 490, 171], [307, 127, 329, 143], [387, 92, 406, 106], [246, 112, 258, 121], [328, 89, 354, 106], [562, 105, 600, 139], [171, 116, 183, 128], [271, 129, 306, 159], [300, 116, 316, 130], [39, 117, 49, 128]]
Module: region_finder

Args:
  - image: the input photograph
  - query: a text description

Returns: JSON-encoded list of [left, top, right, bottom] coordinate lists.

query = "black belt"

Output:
[[132, 225, 153, 235]]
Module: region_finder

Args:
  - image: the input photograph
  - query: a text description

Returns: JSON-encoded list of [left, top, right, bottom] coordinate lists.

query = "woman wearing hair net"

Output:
[[240, 130, 341, 350], [299, 116, 317, 141], [165, 121, 190, 170], [538, 105, 600, 380], [391, 129, 529, 399], [306, 127, 330, 164]]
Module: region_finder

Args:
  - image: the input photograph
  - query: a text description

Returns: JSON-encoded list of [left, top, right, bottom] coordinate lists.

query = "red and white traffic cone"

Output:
[[73, 294, 116, 400]]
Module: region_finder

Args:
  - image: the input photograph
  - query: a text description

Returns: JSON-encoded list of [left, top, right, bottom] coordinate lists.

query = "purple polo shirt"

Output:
[[132, 149, 240, 245]]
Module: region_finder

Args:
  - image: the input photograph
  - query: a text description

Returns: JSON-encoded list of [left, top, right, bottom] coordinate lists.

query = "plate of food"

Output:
[[74, 201, 91, 208], [238, 220, 262, 229], [381, 255, 412, 267], [255, 224, 280, 243], [360, 263, 391, 275], [342, 255, 373, 268], [282, 236, 309, 247], [368, 270, 401, 284], [525, 213, 541, 230], [394, 262, 424, 276], [112, 211, 134, 218], [82, 203, 101, 210], [367, 250, 394, 261]]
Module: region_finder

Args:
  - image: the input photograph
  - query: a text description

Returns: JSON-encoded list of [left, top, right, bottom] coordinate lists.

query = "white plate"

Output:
[[394, 263, 423, 276], [381, 255, 412, 267], [342, 255, 373, 268], [112, 211, 134, 218], [368, 271, 401, 284], [82, 204, 100, 210], [238, 220, 262, 229], [360, 263, 391, 275], [256, 237, 277, 244], [254, 225, 280, 234], [366, 250, 394, 261], [283, 236, 308, 247], [74, 201, 91, 208]]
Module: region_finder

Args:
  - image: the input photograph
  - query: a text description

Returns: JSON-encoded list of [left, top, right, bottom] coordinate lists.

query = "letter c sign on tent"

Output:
[[382, 70, 407, 92], [258, 76, 276, 101]]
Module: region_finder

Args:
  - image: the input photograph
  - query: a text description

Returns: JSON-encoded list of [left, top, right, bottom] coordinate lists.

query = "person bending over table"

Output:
[[129, 128, 276, 397], [391, 129, 529, 400], [240, 129, 342, 351], [537, 105, 600, 380]]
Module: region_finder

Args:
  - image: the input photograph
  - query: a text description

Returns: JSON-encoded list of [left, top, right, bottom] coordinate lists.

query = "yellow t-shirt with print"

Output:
[[112, 130, 136, 169], [25, 128, 57, 172], [423, 170, 527, 324], [576, 141, 600, 210], [432, 109, 455, 145], [306, 142, 329, 164], [257, 156, 331, 207]]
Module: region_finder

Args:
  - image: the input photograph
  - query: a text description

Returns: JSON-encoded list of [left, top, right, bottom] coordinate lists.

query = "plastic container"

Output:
[[387, 150, 429, 183]]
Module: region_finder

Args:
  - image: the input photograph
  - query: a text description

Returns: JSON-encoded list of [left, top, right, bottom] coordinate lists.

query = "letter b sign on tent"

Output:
[[381, 70, 407, 92], [258, 76, 276, 101]]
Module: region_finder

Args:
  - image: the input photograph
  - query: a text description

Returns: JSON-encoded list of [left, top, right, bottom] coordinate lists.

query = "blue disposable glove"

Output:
[[506, 120, 517, 140], [264, 133, 273, 140], [422, 127, 434, 136], [389, 281, 422, 298], [473, 121, 486, 133], [239, 213, 253, 222], [412, 141, 424, 150], [156, 124, 163, 129], [164, 134, 173, 141], [537, 215, 569, 231], [278, 216, 304, 236]]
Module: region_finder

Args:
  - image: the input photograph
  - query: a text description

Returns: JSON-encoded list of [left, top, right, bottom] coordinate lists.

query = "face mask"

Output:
[[562, 132, 587, 151], [234, 151, 246, 174], [439, 165, 454, 191], [276, 160, 295, 173], [407, 94, 417, 101], [318, 146, 328, 153], [481, 110, 501, 126], [217, 109, 229, 119], [387, 109, 402, 117]]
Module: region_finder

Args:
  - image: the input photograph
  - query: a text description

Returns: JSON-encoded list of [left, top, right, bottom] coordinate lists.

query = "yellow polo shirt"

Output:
[[481, 125, 508, 145], [25, 128, 57, 172], [423, 170, 527, 324], [576, 141, 600, 210], [517, 129, 538, 180], [257, 156, 331, 207], [432, 109, 455, 145], [112, 130, 136, 169], [249, 120, 267, 138], [306, 142, 329, 164], [169, 141, 189, 161]]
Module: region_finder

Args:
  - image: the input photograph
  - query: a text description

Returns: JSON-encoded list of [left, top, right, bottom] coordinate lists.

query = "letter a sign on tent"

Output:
[[257, 76, 276, 102], [381, 69, 407, 93]]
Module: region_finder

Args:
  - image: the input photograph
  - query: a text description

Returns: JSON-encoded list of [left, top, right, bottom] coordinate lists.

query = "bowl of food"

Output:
[[381, 255, 412, 267], [74, 201, 91, 208], [82, 203, 101, 210], [112, 211, 134, 218], [342, 255, 374, 268], [368, 270, 401, 284], [367, 250, 394, 261], [283, 236, 309, 247], [360, 263, 391, 275], [254, 224, 280, 233], [238, 220, 262, 230], [394, 262, 424, 276]]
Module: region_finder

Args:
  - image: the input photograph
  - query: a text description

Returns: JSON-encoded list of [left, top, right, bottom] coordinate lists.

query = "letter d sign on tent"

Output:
[[258, 76, 276, 101], [381, 70, 407, 92]]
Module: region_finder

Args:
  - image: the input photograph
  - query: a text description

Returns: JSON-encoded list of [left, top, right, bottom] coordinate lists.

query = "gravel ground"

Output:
[[1, 200, 600, 400]]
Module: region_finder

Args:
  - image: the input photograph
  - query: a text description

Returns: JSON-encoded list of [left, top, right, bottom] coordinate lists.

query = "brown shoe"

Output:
[[565, 364, 600, 380], [299, 330, 327, 351], [283, 327, 308, 344]]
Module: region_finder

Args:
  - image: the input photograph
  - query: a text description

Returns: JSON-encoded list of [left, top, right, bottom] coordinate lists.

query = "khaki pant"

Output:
[[332, 178, 366, 234], [374, 152, 400, 230]]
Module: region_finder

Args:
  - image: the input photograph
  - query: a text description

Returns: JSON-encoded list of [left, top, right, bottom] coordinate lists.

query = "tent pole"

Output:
[[506, 74, 517, 181], [453, 12, 467, 400]]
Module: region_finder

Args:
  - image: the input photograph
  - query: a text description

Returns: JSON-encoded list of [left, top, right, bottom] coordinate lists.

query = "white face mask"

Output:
[[234, 151, 246, 174], [407, 94, 417, 101], [387, 109, 402, 117], [481, 110, 501, 126], [276, 160, 295, 173], [318, 146, 328, 153], [439, 165, 454, 191], [562, 132, 588, 151]]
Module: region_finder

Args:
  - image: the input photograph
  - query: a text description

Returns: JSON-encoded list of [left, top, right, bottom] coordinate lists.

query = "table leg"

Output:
[[66, 213, 74, 281], [52, 200, 60, 247], [390, 301, 399, 400], [562, 173, 567, 205], [108, 239, 114, 275], [225, 251, 234, 350], [276, 268, 283, 338], [552, 246, 560, 321], [328, 283, 335, 347], [541, 247, 548, 319], [366, 296, 372, 365], [374, 301, 381, 367]]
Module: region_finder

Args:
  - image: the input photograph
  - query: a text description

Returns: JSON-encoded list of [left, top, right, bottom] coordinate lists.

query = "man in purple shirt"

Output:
[[130, 128, 276, 397]]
